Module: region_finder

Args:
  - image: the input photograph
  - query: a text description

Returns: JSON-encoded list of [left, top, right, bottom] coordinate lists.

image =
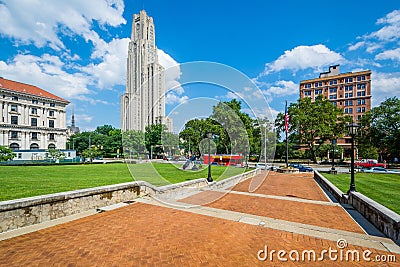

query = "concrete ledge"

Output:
[[349, 192, 400, 245], [314, 170, 348, 203], [210, 168, 260, 190]]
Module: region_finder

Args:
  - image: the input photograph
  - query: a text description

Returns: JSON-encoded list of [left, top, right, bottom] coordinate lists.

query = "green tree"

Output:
[[46, 149, 66, 162], [0, 146, 15, 161], [145, 124, 168, 158], [122, 130, 146, 158], [276, 96, 352, 163], [358, 97, 400, 161]]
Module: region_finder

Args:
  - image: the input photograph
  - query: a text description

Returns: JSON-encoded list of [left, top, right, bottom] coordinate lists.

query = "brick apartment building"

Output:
[[299, 65, 371, 158]]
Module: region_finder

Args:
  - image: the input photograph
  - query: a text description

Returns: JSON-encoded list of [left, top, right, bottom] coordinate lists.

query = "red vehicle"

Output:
[[355, 159, 386, 168], [203, 154, 243, 166]]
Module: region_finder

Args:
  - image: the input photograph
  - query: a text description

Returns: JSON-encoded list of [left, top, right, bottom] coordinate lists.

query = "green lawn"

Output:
[[323, 172, 400, 214], [0, 162, 246, 201]]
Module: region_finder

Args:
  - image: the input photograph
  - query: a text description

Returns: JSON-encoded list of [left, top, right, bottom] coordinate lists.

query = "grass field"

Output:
[[0, 162, 246, 201], [323, 172, 400, 214]]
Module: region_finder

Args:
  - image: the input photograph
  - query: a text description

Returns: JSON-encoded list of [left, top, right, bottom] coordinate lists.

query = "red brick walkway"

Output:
[[0, 171, 399, 266]]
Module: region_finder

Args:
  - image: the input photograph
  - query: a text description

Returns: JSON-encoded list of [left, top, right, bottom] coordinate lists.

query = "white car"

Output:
[[360, 167, 399, 174]]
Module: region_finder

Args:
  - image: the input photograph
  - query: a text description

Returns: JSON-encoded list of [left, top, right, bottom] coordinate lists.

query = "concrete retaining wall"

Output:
[[0, 169, 258, 233], [349, 192, 400, 245], [314, 171, 400, 245]]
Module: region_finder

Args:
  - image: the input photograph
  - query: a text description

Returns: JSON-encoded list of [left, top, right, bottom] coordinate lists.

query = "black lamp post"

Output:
[[347, 123, 359, 193], [331, 139, 337, 171], [207, 132, 213, 182]]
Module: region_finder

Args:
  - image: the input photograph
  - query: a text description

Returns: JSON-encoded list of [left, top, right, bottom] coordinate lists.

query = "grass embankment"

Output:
[[323, 172, 400, 214], [0, 162, 246, 201]]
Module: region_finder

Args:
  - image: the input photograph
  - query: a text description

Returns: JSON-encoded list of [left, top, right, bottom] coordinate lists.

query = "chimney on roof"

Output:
[[319, 65, 340, 78]]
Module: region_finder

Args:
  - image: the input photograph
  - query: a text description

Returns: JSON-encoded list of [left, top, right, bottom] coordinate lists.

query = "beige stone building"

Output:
[[121, 10, 171, 132], [0, 77, 69, 151]]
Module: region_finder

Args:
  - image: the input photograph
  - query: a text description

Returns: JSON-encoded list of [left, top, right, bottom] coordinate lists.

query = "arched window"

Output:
[[30, 143, 39, 150], [9, 143, 19, 150], [48, 144, 56, 149]]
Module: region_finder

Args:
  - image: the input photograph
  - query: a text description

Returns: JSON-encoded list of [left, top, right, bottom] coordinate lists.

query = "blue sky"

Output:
[[0, 0, 399, 132]]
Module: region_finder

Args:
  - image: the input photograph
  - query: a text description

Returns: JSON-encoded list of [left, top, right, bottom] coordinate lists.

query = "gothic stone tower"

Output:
[[121, 10, 166, 132]]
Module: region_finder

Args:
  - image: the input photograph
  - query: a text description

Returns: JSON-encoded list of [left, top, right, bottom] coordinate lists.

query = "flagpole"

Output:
[[285, 100, 289, 167]]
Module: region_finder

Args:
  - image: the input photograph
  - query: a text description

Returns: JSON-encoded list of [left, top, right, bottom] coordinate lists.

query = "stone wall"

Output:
[[0, 182, 142, 233], [349, 192, 400, 245], [0, 170, 260, 234], [314, 171, 400, 245]]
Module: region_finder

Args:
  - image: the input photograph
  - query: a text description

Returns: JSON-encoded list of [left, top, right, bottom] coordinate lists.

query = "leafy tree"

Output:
[[276, 96, 352, 163], [358, 97, 400, 161], [0, 146, 15, 161], [82, 147, 101, 161], [46, 149, 66, 162], [145, 124, 168, 158], [122, 130, 146, 158], [67, 125, 122, 158]]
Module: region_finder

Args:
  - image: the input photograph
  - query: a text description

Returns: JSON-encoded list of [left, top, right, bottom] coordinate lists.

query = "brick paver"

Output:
[[0, 203, 398, 266], [1, 171, 399, 266], [179, 190, 365, 233], [231, 172, 329, 202]]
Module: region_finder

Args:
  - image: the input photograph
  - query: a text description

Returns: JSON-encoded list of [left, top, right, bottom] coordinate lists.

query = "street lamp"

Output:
[[347, 123, 359, 193], [207, 132, 213, 182], [330, 139, 337, 172]]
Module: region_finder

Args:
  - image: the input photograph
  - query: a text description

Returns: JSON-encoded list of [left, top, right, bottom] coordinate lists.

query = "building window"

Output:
[[49, 110, 55, 117], [344, 100, 353, 106], [329, 87, 337, 93], [357, 84, 366, 89], [357, 76, 361, 81], [10, 104, 18, 112], [345, 77, 353, 83], [32, 99, 38, 104], [31, 118, 37, 126], [10, 143, 19, 150], [357, 99, 366, 105], [11, 96, 18, 101], [49, 120, 55, 128], [48, 144, 56, 149], [50, 103, 55, 107], [329, 94, 337, 100], [31, 132, 38, 140], [304, 91, 312, 96], [31, 108, 38, 115], [345, 93, 353, 98], [315, 89, 323, 95], [11, 115, 18, 125], [18, 153, 22, 159], [49, 133, 55, 140], [357, 91, 366, 97], [10, 131, 18, 139], [361, 75, 366, 81], [30, 143, 39, 150]]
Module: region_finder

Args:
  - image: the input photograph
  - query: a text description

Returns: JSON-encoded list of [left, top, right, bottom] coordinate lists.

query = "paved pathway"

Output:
[[0, 171, 399, 266]]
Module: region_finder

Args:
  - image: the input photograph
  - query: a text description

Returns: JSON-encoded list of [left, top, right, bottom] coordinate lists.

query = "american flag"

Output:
[[284, 101, 289, 133]]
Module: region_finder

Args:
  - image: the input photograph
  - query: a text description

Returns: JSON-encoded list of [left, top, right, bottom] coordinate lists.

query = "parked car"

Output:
[[355, 159, 386, 168], [289, 163, 313, 172], [360, 167, 399, 174]]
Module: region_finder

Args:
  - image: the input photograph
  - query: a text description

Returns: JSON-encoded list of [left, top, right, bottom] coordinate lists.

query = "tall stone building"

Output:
[[121, 10, 170, 132]]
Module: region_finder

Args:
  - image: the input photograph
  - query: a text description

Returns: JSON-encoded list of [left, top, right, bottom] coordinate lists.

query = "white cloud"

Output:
[[264, 80, 298, 97], [81, 38, 130, 89], [262, 44, 344, 75], [0, 0, 126, 50], [165, 93, 188, 105], [158, 49, 187, 104], [375, 47, 400, 62], [0, 54, 92, 100], [371, 72, 400, 106], [349, 9, 400, 52]]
